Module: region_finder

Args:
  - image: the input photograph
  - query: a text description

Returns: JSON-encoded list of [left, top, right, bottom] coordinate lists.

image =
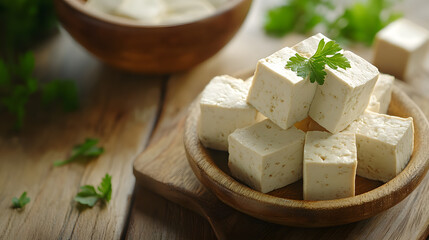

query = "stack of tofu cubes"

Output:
[[198, 33, 414, 200]]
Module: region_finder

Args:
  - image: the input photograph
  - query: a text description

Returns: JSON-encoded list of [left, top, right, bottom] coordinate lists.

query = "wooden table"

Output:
[[1, 0, 429, 239]]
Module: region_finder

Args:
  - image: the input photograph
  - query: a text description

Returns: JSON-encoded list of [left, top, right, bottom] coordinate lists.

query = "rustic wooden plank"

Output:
[[0, 31, 163, 239], [126, 188, 217, 240]]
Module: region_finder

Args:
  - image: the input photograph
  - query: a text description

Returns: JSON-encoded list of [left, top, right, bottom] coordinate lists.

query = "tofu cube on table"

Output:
[[303, 131, 357, 201], [309, 50, 379, 133], [346, 111, 414, 182], [373, 18, 429, 80], [366, 74, 394, 114], [247, 47, 317, 130], [198, 75, 261, 151], [228, 119, 305, 193]]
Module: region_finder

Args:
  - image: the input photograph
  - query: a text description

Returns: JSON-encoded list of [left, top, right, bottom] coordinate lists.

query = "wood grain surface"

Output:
[[0, 32, 164, 239], [1, 0, 429, 239]]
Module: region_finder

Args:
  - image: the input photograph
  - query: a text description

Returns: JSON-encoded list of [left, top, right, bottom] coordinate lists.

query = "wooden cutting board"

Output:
[[133, 67, 429, 240]]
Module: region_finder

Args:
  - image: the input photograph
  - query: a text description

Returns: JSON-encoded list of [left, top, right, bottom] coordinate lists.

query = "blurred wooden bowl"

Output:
[[184, 81, 429, 227], [54, 0, 252, 73]]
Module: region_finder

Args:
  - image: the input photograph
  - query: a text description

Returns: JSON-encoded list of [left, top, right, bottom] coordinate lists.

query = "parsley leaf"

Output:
[[12, 192, 30, 209], [75, 174, 112, 207], [54, 138, 104, 167], [286, 39, 350, 85]]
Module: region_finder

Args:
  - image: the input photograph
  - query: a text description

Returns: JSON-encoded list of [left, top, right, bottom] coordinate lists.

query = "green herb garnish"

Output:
[[12, 192, 30, 209], [75, 174, 112, 207], [286, 39, 351, 85], [54, 138, 104, 167]]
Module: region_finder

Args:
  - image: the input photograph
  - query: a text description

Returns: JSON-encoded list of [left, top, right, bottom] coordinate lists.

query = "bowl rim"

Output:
[[62, 0, 247, 28], [184, 82, 429, 226]]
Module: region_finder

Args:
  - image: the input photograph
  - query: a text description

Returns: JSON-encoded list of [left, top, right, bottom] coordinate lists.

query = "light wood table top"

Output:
[[1, 0, 428, 239]]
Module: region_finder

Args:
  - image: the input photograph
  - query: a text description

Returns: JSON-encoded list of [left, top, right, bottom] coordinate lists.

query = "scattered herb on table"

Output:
[[286, 39, 350, 85], [54, 138, 105, 167], [75, 174, 112, 207], [264, 0, 402, 45], [12, 192, 30, 209]]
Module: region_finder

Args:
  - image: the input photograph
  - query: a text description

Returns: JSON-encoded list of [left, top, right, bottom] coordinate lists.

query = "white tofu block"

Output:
[[309, 51, 379, 133], [114, 0, 165, 23], [228, 119, 305, 193], [374, 18, 429, 80], [368, 74, 394, 114], [303, 131, 357, 201], [198, 75, 261, 151], [346, 111, 414, 182], [247, 47, 317, 129], [292, 33, 333, 58], [366, 95, 381, 113]]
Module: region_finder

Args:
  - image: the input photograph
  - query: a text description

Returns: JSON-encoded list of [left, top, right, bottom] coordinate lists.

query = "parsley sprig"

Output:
[[75, 174, 112, 207], [54, 138, 104, 167], [286, 39, 351, 85], [12, 192, 30, 209]]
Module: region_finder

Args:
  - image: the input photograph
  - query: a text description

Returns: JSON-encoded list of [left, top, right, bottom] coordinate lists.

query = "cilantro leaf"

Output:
[[54, 138, 104, 167], [12, 192, 30, 209], [286, 54, 311, 79], [74, 174, 112, 207], [286, 39, 350, 85]]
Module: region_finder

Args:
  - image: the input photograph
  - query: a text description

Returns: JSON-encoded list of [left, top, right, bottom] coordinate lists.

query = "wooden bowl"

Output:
[[184, 84, 429, 227], [54, 0, 252, 73]]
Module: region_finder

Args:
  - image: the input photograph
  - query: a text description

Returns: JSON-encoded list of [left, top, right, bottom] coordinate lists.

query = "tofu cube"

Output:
[[366, 74, 394, 114], [198, 75, 261, 151], [228, 119, 305, 193], [303, 131, 357, 201], [366, 95, 381, 113], [373, 18, 429, 80], [247, 47, 317, 129], [346, 111, 414, 182], [309, 50, 379, 133], [292, 33, 333, 58]]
